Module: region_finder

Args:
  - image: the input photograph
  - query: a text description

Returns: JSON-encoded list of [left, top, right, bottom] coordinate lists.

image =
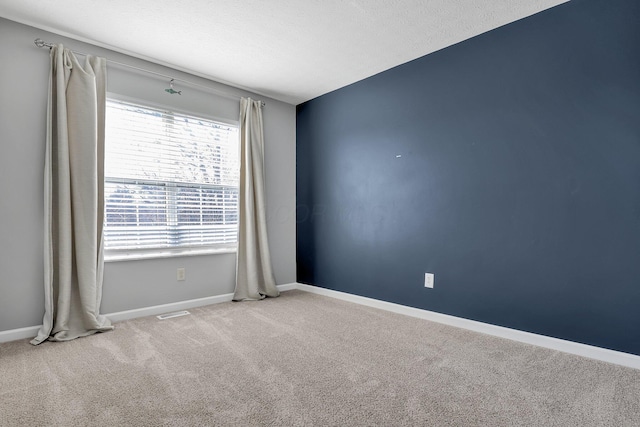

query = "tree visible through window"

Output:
[[104, 99, 239, 254]]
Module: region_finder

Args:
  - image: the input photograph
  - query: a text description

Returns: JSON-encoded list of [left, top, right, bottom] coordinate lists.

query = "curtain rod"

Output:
[[33, 38, 265, 107]]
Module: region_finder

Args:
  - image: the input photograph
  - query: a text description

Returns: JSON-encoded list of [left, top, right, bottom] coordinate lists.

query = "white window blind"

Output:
[[104, 99, 239, 255]]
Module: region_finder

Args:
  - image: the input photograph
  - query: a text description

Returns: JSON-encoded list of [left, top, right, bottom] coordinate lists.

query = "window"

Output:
[[104, 98, 239, 258]]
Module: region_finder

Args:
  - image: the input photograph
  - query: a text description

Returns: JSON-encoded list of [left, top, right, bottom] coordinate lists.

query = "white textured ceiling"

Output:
[[0, 0, 568, 104]]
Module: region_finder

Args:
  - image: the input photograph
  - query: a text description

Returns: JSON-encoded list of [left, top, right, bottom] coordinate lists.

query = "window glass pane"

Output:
[[104, 99, 239, 252]]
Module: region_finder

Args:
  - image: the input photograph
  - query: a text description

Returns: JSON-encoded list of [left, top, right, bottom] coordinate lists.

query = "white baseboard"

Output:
[[106, 293, 235, 323], [0, 326, 42, 344], [109, 282, 298, 322], [0, 283, 298, 343], [275, 282, 298, 292], [294, 283, 640, 370]]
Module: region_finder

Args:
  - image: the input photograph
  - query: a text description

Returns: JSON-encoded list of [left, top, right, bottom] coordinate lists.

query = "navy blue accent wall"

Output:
[[296, 0, 640, 355]]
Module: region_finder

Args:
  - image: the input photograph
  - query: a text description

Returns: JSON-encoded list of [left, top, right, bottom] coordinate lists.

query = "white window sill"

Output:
[[105, 246, 237, 262]]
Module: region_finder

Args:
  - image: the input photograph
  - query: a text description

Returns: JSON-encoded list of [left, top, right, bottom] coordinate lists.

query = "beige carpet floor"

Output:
[[1, 289, 639, 426]]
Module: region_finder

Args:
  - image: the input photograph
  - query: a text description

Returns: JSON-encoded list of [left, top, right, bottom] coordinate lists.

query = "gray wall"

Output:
[[297, 0, 640, 355], [0, 17, 296, 332]]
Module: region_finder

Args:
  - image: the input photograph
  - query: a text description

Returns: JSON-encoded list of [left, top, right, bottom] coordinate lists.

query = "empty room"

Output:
[[0, 0, 639, 425]]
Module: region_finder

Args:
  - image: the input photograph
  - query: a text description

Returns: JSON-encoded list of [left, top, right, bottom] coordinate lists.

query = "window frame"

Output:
[[103, 93, 240, 262]]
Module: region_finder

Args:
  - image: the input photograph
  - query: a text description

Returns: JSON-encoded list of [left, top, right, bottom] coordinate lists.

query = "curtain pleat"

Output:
[[233, 98, 280, 301], [31, 45, 113, 344]]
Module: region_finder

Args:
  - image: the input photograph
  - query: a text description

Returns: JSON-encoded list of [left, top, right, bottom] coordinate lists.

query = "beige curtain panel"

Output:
[[31, 45, 113, 344], [233, 98, 280, 301]]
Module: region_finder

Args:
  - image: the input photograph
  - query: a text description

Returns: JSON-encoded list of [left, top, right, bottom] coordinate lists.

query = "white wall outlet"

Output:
[[424, 272, 434, 288], [177, 267, 186, 281]]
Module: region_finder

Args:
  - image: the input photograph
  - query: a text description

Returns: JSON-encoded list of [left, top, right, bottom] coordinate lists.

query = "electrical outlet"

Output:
[[424, 272, 434, 288], [177, 268, 186, 281]]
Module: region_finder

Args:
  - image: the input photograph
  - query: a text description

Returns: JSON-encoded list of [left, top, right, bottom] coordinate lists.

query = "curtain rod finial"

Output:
[[34, 38, 52, 49]]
